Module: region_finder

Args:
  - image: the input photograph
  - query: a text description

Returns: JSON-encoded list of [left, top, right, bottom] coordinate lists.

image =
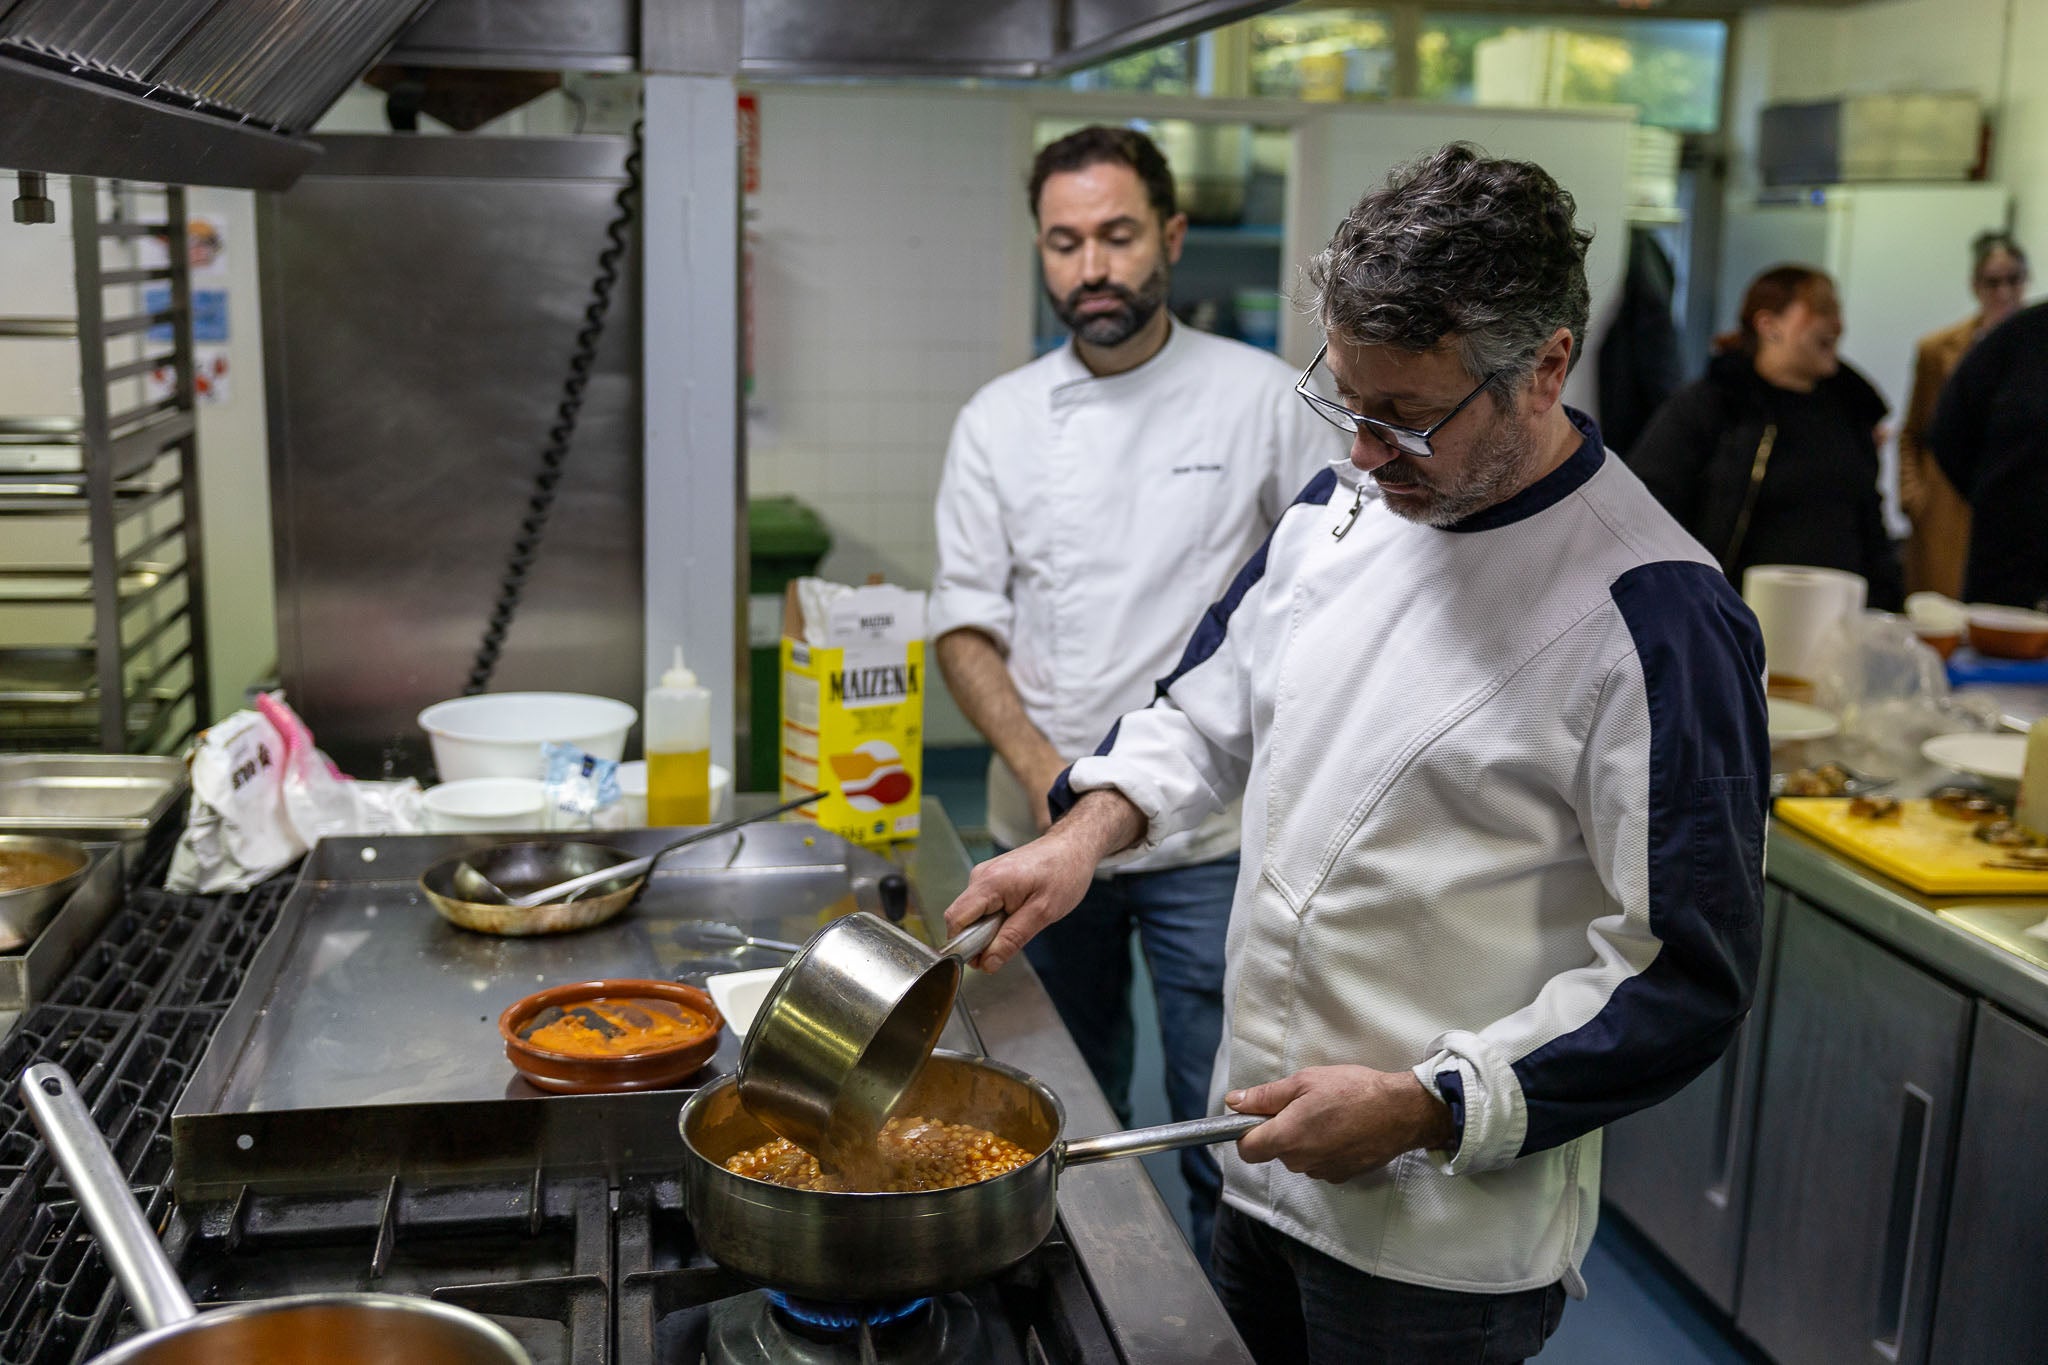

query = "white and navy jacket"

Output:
[[1054, 413, 1769, 1295]]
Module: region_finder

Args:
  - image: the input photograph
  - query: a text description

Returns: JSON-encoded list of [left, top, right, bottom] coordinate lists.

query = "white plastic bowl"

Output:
[[422, 777, 549, 833], [418, 692, 637, 781], [615, 761, 733, 826]]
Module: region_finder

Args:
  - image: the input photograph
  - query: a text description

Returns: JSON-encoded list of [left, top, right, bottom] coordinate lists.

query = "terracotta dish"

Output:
[[1967, 606, 2048, 660], [499, 979, 723, 1093], [1913, 627, 1961, 661]]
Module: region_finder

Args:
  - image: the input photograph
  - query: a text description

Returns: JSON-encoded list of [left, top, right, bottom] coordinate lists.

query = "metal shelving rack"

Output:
[[0, 178, 208, 754]]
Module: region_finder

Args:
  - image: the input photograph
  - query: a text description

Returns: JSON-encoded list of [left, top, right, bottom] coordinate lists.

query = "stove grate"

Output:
[[0, 872, 295, 1365]]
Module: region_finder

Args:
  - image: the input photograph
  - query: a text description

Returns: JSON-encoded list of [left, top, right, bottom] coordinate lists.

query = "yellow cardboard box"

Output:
[[779, 580, 926, 846]]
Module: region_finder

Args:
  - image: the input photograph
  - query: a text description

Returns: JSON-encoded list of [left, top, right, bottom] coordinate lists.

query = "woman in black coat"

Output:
[[1626, 264, 1903, 610]]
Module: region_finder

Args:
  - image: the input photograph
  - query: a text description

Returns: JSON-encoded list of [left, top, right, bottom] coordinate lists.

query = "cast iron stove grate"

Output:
[[0, 869, 1132, 1365], [0, 874, 293, 1364]]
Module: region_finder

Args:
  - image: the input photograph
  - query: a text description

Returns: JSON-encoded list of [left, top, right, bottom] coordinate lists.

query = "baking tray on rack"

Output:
[[170, 822, 965, 1200]]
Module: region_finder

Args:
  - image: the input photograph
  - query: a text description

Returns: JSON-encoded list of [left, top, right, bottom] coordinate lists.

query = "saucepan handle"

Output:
[[939, 911, 1006, 964], [19, 1063, 196, 1331], [1059, 1112, 1265, 1168]]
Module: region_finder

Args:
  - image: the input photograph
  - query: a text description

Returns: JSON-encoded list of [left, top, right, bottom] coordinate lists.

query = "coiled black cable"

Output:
[[463, 117, 646, 695]]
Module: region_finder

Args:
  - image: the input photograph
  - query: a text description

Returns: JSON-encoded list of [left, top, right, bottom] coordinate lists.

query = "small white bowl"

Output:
[[704, 966, 784, 1038], [422, 777, 548, 833], [613, 761, 733, 827]]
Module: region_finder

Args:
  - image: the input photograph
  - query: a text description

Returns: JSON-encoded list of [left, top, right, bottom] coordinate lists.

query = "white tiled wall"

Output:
[[746, 86, 1035, 597]]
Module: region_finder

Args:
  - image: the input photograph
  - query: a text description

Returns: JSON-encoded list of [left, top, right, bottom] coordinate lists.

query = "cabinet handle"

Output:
[[1873, 1084, 1933, 1359]]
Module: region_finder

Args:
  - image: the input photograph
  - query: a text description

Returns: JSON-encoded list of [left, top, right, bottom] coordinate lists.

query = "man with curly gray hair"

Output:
[[945, 144, 1768, 1364], [1296, 142, 1594, 527]]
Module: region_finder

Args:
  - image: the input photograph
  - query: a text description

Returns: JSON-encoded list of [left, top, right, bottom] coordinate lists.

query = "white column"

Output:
[[641, 74, 741, 772]]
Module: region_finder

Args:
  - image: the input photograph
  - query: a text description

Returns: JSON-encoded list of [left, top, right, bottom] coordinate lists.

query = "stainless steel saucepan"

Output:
[[20, 1064, 532, 1365], [736, 911, 1006, 1168], [682, 1050, 1260, 1302]]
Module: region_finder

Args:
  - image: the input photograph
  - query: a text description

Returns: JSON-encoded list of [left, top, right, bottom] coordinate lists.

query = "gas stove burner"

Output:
[[705, 1289, 991, 1364], [769, 1292, 934, 1336]]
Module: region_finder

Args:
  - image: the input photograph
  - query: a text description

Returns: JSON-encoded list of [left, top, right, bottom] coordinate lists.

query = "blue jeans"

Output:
[[1016, 852, 1237, 1267], [1210, 1205, 1569, 1365]]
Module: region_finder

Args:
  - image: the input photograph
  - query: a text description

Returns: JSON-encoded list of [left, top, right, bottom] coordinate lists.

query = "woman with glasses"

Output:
[[1626, 264, 1903, 610], [1898, 232, 2029, 598]]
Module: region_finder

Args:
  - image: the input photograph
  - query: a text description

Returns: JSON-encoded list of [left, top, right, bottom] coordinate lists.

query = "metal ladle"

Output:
[[452, 791, 824, 907]]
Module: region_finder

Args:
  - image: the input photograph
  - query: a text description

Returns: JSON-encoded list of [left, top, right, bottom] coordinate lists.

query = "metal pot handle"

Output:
[[1059, 1112, 1264, 1168], [20, 1063, 196, 1331], [938, 910, 1005, 963]]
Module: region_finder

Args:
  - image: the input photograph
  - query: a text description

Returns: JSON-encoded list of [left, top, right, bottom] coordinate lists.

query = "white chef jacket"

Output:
[[931, 321, 1340, 868], [1055, 415, 1770, 1293]]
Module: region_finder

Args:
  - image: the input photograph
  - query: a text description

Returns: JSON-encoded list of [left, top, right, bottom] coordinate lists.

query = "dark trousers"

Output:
[[1012, 852, 1237, 1267], [1209, 1204, 1568, 1365]]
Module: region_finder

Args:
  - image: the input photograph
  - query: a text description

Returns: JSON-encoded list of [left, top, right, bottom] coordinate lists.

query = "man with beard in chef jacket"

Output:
[[942, 144, 1769, 1364], [930, 125, 1339, 1267]]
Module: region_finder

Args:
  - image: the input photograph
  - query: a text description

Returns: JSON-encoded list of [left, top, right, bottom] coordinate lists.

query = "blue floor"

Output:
[[925, 746, 1762, 1364]]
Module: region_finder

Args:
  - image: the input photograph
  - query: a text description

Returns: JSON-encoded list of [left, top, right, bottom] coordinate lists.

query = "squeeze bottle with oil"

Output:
[[645, 647, 712, 825]]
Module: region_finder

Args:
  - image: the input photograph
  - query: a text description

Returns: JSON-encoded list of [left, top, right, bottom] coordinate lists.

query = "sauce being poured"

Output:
[[517, 996, 714, 1057]]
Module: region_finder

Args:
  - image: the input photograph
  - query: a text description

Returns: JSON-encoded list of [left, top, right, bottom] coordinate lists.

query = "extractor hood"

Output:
[[0, 0, 1295, 192], [0, 0, 443, 189]]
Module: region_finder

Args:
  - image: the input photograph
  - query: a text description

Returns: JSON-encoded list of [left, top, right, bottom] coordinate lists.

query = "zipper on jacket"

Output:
[[1333, 482, 1366, 540]]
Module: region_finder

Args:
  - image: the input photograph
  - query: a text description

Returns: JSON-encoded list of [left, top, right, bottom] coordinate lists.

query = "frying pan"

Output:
[[680, 1050, 1259, 1302], [418, 841, 642, 936], [20, 1064, 531, 1365]]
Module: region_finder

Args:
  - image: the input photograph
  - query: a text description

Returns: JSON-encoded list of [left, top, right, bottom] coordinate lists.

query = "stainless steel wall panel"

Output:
[[262, 135, 645, 776], [739, 0, 1051, 77], [387, 0, 637, 72], [1057, 0, 1290, 71]]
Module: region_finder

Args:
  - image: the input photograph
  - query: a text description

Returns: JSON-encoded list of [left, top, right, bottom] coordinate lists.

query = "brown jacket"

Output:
[[1899, 316, 1979, 598]]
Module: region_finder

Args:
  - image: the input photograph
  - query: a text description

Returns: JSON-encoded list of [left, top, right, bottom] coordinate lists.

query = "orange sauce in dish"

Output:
[[517, 997, 713, 1057]]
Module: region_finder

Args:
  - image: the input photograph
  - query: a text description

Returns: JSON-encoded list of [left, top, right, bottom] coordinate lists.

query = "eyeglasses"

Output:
[[1293, 342, 1499, 459]]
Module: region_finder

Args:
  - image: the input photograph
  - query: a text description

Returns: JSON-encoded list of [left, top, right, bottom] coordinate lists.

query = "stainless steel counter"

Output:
[[166, 800, 1248, 1364], [1767, 822, 2048, 1028]]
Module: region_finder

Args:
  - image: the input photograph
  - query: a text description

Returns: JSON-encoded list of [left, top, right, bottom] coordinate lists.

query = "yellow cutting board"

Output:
[[1774, 798, 2048, 895]]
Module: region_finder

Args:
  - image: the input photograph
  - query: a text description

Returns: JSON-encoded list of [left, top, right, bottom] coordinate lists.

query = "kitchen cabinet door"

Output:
[[1601, 886, 1785, 1313], [1928, 1006, 2048, 1362], [1736, 898, 1970, 1365]]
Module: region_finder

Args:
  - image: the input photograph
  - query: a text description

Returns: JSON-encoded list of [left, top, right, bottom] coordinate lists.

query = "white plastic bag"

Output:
[[167, 694, 423, 893], [257, 693, 423, 842], [167, 709, 303, 893], [1811, 611, 2000, 778]]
